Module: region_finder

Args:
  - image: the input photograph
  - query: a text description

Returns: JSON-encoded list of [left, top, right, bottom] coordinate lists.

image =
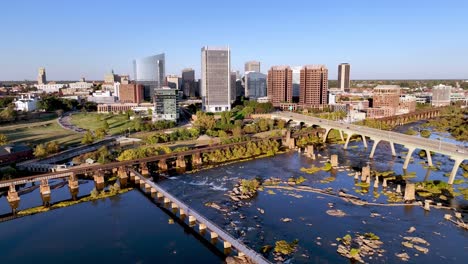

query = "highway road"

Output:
[[275, 111, 468, 156]]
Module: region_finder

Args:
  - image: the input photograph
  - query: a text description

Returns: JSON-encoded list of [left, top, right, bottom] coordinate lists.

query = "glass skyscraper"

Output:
[[133, 53, 165, 100]]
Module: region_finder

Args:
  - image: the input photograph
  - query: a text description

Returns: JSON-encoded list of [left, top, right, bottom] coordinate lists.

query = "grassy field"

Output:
[[70, 113, 134, 135], [0, 119, 82, 148]]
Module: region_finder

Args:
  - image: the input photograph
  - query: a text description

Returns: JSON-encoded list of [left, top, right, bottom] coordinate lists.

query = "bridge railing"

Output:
[[130, 169, 271, 264]]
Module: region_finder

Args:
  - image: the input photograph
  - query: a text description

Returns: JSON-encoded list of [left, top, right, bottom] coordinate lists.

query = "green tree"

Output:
[[420, 129, 431, 138], [82, 130, 95, 144], [95, 128, 106, 140], [0, 134, 8, 146], [232, 126, 243, 138], [103, 120, 110, 131], [45, 141, 59, 154], [34, 144, 48, 158]]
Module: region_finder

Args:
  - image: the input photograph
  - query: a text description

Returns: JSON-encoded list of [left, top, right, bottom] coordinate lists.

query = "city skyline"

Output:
[[1, 0, 468, 81]]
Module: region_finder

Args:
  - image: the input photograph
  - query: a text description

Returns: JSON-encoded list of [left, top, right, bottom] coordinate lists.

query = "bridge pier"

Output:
[[150, 187, 157, 198], [322, 128, 331, 143], [339, 130, 344, 142], [305, 145, 315, 159], [425, 150, 433, 167], [118, 167, 128, 187], [210, 232, 218, 243], [189, 215, 196, 226], [192, 153, 202, 167], [93, 171, 105, 191], [361, 166, 370, 181], [403, 147, 415, 170], [390, 142, 396, 156], [39, 179, 51, 206], [6, 185, 20, 214], [199, 223, 207, 234], [68, 174, 79, 200], [343, 133, 352, 150], [361, 135, 368, 148], [176, 155, 186, 170], [330, 155, 338, 168], [369, 139, 381, 159], [140, 163, 149, 176], [158, 159, 168, 172], [448, 157, 464, 185]]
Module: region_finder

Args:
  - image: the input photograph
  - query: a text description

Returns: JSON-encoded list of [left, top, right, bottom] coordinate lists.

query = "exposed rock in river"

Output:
[[326, 209, 347, 217]]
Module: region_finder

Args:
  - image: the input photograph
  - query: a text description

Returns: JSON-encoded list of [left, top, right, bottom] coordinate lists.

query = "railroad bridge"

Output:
[[374, 108, 441, 126], [0, 129, 323, 213]]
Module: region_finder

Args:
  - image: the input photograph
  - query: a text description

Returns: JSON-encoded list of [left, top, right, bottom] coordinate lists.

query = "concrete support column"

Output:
[[369, 139, 381, 159], [339, 130, 345, 142], [426, 150, 433, 167], [68, 174, 79, 200], [189, 215, 196, 226], [224, 241, 232, 249], [448, 157, 464, 185], [390, 142, 396, 156], [140, 163, 149, 176], [118, 167, 128, 186], [343, 134, 352, 150], [192, 153, 202, 166], [211, 232, 219, 243], [361, 135, 368, 148], [323, 128, 331, 143], [176, 155, 186, 169], [404, 183, 416, 202], [306, 145, 315, 159], [361, 166, 370, 181], [6, 185, 20, 214], [94, 172, 105, 191], [403, 147, 415, 170], [164, 197, 171, 205], [158, 159, 168, 172], [199, 223, 207, 233], [330, 155, 338, 168], [180, 208, 186, 217], [39, 179, 51, 206], [157, 192, 164, 200]]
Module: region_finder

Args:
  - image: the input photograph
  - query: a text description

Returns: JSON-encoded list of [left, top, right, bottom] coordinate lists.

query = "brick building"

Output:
[[372, 85, 401, 115], [267, 66, 293, 107], [299, 65, 328, 107], [119, 83, 144, 103]]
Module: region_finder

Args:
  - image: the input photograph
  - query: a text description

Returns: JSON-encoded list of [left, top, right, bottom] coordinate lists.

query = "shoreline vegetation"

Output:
[[13, 187, 132, 218]]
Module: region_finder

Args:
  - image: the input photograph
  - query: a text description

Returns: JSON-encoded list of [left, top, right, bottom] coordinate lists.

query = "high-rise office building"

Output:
[[38, 67, 47, 84], [182, 68, 195, 98], [299, 65, 328, 107], [338, 63, 351, 92], [153, 87, 179, 121], [201, 46, 231, 112], [166, 75, 181, 90], [267, 66, 293, 107], [230, 72, 237, 102], [245, 71, 267, 100], [245, 61, 260, 72], [133, 53, 165, 100], [432, 84, 452, 107]]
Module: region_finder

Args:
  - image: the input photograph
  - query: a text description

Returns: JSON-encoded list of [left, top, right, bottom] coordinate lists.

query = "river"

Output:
[[0, 123, 467, 263]]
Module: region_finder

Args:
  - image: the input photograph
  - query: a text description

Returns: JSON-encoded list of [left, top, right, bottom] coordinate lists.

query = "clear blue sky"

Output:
[[1, 0, 467, 81]]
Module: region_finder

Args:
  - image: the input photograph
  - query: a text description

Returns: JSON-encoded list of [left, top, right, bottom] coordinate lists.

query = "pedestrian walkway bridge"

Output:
[[128, 169, 271, 264]]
